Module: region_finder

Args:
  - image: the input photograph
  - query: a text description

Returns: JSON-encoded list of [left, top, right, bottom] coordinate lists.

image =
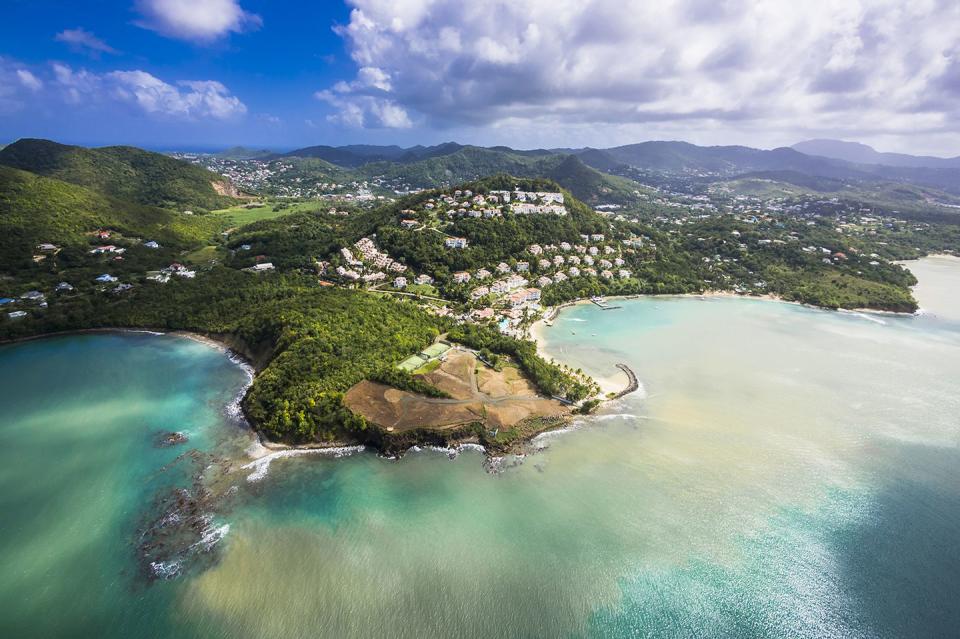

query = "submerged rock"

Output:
[[136, 450, 239, 582], [154, 431, 188, 447]]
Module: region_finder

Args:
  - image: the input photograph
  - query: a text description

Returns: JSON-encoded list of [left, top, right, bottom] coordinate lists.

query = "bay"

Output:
[[1, 257, 958, 638]]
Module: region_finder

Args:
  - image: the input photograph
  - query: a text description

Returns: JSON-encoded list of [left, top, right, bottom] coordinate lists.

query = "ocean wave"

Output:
[[413, 443, 487, 459], [149, 560, 182, 580], [843, 311, 888, 325], [224, 350, 255, 425], [531, 421, 586, 446], [241, 445, 366, 482], [592, 412, 645, 422], [191, 522, 230, 552], [529, 411, 646, 451]]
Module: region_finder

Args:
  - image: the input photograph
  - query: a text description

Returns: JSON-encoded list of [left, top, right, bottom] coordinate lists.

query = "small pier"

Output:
[[591, 297, 621, 310]]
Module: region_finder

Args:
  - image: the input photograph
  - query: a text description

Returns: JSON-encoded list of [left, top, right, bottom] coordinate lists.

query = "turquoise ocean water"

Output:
[[1, 257, 958, 638]]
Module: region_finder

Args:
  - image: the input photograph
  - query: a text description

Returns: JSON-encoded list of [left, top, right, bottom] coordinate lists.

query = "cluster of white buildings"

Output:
[[334, 237, 410, 282], [489, 190, 564, 204], [392, 274, 435, 289], [147, 262, 198, 283], [354, 237, 407, 273], [518, 238, 632, 287], [412, 188, 569, 222], [528, 241, 617, 257], [510, 202, 566, 216], [332, 237, 443, 290], [469, 273, 531, 300], [90, 245, 127, 255]]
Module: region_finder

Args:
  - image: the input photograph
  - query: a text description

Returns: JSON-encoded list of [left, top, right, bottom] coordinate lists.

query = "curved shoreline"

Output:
[[0, 327, 313, 455], [530, 289, 918, 350], [0, 327, 534, 460], [0, 278, 925, 462], [528, 287, 925, 400]]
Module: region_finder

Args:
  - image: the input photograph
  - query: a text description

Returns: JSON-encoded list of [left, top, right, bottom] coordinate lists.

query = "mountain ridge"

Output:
[[0, 138, 238, 211], [792, 139, 960, 169]]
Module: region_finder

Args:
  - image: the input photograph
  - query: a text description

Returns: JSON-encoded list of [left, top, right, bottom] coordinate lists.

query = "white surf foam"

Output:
[[224, 351, 255, 424], [844, 311, 888, 325], [192, 523, 230, 552], [412, 443, 487, 459], [241, 445, 366, 482], [149, 560, 182, 579]]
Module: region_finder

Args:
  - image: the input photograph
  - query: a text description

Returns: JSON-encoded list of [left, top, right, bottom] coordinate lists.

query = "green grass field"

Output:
[[182, 245, 224, 265], [412, 359, 442, 375], [213, 200, 329, 226], [405, 283, 441, 297]]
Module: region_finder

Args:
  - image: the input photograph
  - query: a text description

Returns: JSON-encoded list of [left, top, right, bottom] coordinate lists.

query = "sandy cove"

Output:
[[527, 289, 923, 399]]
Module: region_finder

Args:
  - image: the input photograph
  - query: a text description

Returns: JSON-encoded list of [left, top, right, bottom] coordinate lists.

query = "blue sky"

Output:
[[2, 1, 959, 154]]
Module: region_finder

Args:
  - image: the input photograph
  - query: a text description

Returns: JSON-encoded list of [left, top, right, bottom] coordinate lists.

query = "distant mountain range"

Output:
[[792, 139, 960, 169], [3, 136, 958, 224], [271, 139, 960, 198]]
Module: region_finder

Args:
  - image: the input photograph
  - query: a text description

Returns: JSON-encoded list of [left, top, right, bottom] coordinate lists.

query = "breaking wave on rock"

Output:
[[241, 446, 367, 482]]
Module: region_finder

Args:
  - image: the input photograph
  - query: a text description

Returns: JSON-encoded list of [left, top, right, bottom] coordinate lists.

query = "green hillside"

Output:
[[0, 138, 238, 211], [0, 165, 221, 271], [358, 147, 639, 204], [718, 172, 960, 221], [214, 146, 274, 159], [544, 155, 639, 204]]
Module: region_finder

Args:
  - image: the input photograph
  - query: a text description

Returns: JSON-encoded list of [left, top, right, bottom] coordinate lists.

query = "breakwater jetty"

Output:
[[612, 363, 639, 399]]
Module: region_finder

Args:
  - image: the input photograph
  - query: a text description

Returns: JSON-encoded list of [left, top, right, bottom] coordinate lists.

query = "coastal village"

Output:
[[3, 177, 942, 336], [312, 186, 646, 338]]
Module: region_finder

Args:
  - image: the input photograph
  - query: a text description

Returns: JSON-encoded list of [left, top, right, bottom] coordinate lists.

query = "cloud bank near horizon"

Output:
[[3, 0, 960, 153], [1, 58, 246, 122], [320, 0, 960, 151]]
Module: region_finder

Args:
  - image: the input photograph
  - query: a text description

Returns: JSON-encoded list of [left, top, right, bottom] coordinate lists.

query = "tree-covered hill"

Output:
[[358, 148, 639, 204], [0, 165, 220, 271], [214, 146, 275, 160], [0, 138, 239, 211], [222, 175, 622, 277]]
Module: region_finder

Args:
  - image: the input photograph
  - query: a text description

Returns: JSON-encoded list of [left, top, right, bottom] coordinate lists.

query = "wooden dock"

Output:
[[591, 298, 622, 310]]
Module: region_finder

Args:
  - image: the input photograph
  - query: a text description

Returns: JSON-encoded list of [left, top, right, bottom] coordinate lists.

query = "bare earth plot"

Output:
[[343, 350, 568, 432]]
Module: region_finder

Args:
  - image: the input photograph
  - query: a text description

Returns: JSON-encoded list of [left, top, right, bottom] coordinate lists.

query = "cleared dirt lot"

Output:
[[344, 349, 568, 432]]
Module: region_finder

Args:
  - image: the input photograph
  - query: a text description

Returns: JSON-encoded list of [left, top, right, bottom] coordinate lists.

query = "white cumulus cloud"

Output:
[[40, 63, 247, 120], [135, 0, 262, 42], [108, 72, 247, 119], [322, 0, 960, 150]]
